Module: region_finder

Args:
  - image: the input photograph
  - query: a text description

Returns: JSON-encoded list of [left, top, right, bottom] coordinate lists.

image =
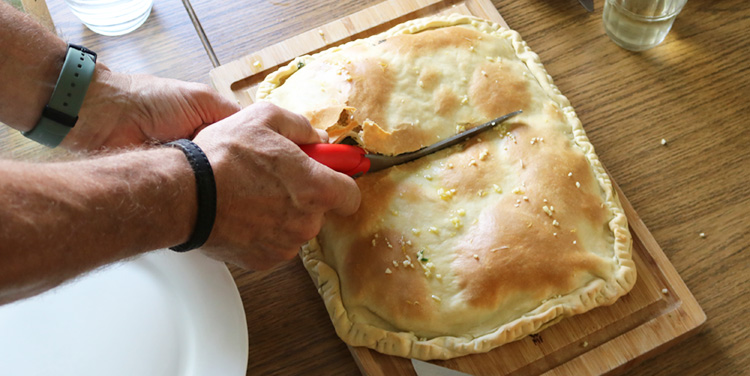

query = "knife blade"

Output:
[[300, 110, 522, 177], [411, 359, 474, 376], [578, 0, 594, 12]]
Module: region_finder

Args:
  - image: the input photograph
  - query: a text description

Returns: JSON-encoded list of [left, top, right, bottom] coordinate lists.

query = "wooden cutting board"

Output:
[[209, 0, 706, 374]]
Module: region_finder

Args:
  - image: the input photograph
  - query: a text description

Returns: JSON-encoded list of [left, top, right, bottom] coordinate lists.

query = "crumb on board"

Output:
[[530, 334, 543, 344]]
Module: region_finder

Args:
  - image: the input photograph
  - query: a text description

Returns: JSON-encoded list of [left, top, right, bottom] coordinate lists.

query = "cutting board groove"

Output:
[[210, 0, 705, 374]]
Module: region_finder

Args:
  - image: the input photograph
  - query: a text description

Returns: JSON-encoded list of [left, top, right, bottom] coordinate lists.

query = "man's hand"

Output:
[[0, 3, 238, 152], [0, 2, 359, 303], [192, 102, 361, 270], [61, 68, 240, 151]]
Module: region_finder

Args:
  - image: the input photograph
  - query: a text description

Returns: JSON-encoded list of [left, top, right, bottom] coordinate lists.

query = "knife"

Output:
[[578, 0, 594, 12], [300, 110, 522, 177], [411, 359, 474, 376]]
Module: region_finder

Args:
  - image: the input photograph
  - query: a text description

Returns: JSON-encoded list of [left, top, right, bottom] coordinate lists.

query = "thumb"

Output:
[[309, 161, 362, 217]]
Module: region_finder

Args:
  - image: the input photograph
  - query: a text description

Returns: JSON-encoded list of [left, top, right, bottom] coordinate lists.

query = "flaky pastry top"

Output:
[[258, 14, 635, 360]]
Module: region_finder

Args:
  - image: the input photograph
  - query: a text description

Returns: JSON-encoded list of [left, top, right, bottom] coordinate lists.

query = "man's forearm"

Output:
[[0, 148, 197, 304], [0, 1, 68, 131]]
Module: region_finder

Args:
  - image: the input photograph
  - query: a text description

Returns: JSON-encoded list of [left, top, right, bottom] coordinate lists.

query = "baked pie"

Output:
[[257, 14, 636, 360]]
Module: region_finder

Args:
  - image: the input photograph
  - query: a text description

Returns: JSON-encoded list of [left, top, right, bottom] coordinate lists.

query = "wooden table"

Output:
[[4, 0, 748, 375]]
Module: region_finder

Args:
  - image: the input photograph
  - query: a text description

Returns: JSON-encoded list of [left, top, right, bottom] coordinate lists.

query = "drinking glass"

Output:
[[64, 0, 153, 36], [603, 0, 687, 51]]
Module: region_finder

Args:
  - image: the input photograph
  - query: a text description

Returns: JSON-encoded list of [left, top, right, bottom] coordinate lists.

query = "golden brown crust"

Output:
[[469, 61, 531, 119], [259, 14, 636, 360]]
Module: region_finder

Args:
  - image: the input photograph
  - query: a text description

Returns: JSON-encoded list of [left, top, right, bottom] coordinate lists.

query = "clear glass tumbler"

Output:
[[64, 0, 154, 36], [603, 0, 688, 51]]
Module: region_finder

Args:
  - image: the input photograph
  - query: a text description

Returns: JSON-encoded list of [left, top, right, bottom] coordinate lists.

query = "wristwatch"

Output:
[[23, 43, 97, 148]]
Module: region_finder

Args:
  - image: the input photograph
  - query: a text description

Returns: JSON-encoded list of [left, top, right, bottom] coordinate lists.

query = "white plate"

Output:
[[0, 250, 248, 376]]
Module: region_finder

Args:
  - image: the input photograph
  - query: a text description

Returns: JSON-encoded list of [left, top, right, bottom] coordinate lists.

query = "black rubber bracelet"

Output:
[[166, 139, 217, 252]]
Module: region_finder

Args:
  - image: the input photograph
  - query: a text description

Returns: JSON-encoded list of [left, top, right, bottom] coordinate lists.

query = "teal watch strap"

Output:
[[23, 43, 97, 147]]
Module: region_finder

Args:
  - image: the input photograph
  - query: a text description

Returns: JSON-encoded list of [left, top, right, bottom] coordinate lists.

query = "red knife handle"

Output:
[[300, 144, 371, 177]]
